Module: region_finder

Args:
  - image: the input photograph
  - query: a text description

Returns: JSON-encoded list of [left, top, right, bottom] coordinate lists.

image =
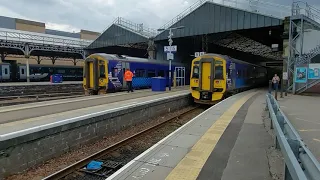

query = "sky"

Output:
[[0, 0, 319, 33]]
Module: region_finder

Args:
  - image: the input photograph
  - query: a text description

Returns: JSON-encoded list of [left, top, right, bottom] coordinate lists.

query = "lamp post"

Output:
[[157, 26, 184, 91]]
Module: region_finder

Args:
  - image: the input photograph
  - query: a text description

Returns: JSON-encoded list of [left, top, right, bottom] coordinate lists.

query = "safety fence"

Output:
[[266, 93, 320, 180]]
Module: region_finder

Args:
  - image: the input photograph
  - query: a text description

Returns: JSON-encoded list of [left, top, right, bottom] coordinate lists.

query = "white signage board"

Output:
[[195, 52, 205, 57], [164, 45, 177, 53], [167, 53, 174, 60], [283, 72, 288, 80]]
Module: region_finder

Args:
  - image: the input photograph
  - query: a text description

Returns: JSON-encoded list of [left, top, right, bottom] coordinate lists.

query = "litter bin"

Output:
[[152, 77, 166, 91]]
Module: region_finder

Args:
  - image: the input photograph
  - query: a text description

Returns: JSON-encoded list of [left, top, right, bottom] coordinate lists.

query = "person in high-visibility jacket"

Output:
[[124, 68, 134, 92]]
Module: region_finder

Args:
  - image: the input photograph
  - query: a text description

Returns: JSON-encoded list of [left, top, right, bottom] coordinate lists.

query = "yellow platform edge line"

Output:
[[165, 91, 258, 180]]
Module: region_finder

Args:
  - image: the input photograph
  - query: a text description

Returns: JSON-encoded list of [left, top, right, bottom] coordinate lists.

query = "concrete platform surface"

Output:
[[0, 81, 82, 86], [220, 93, 273, 180], [0, 87, 188, 124], [106, 89, 276, 180], [0, 89, 189, 140], [278, 94, 320, 161]]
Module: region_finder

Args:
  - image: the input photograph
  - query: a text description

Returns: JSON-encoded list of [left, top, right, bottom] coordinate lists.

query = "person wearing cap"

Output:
[[124, 68, 134, 92]]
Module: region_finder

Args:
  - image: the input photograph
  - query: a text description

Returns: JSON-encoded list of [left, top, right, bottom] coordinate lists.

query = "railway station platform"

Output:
[[277, 94, 320, 161], [0, 87, 190, 178], [107, 89, 280, 180]]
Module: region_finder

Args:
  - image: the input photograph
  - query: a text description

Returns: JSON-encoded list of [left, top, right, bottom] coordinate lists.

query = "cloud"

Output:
[[46, 22, 80, 33], [0, 0, 319, 33]]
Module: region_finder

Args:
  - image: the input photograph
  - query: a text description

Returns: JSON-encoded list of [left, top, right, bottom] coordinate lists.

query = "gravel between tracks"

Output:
[[5, 106, 201, 180]]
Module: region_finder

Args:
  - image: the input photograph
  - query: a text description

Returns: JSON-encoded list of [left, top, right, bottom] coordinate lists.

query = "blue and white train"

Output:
[[0, 63, 83, 82], [83, 53, 189, 94], [190, 53, 268, 104]]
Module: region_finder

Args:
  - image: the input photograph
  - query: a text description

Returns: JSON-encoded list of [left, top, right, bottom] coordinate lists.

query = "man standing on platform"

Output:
[[272, 74, 280, 91], [125, 68, 134, 93]]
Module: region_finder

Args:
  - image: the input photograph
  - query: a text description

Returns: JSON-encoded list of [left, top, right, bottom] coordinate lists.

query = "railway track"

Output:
[[43, 105, 205, 180]]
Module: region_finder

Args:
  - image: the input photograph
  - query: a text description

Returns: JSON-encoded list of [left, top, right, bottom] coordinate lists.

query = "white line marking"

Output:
[[0, 90, 149, 113], [288, 113, 299, 116], [105, 92, 242, 180], [0, 92, 189, 141], [299, 129, 320, 132], [295, 118, 320, 125], [313, 138, 320, 143]]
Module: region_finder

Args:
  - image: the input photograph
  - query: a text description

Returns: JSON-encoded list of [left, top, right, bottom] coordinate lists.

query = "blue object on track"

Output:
[[86, 160, 103, 170]]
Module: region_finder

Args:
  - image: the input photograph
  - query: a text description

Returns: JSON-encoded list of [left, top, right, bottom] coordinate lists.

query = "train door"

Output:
[[122, 62, 130, 88], [175, 67, 185, 87], [199, 58, 214, 91], [1, 64, 10, 80], [19, 66, 27, 80]]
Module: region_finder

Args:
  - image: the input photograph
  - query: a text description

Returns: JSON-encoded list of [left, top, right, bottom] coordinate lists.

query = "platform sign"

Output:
[[195, 52, 205, 57], [167, 53, 174, 60], [164, 45, 177, 53], [295, 67, 307, 83], [283, 72, 288, 80], [308, 63, 320, 79]]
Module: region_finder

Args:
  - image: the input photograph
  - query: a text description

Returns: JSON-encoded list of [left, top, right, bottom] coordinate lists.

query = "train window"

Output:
[[192, 66, 199, 78], [100, 65, 105, 78], [135, 69, 145, 77], [57, 69, 65, 74], [4, 68, 8, 74], [21, 69, 25, 75], [158, 70, 165, 77], [147, 70, 156, 77], [111, 68, 119, 77], [215, 65, 223, 79]]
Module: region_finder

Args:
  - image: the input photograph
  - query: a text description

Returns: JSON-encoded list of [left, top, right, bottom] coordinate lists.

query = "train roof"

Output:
[[91, 53, 186, 66], [200, 53, 265, 68]]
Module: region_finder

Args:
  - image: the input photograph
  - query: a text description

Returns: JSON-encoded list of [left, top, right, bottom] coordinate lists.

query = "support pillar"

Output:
[[201, 34, 208, 53], [51, 56, 57, 65], [147, 38, 156, 59], [36, 56, 41, 64], [24, 44, 31, 82], [73, 57, 77, 66], [0, 52, 5, 63]]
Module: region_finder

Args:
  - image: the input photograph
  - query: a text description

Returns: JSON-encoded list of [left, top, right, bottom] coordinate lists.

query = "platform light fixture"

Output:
[[157, 26, 185, 91]]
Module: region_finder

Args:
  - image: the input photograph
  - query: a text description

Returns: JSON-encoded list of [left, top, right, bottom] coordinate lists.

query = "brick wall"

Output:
[[0, 94, 191, 178]]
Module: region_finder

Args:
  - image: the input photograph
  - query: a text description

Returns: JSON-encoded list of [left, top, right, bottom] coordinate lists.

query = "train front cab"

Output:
[[190, 55, 226, 104], [83, 55, 108, 95]]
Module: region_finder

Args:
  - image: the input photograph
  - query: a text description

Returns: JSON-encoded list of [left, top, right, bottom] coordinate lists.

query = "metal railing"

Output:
[[292, 1, 320, 24], [87, 17, 157, 48], [266, 93, 320, 180], [113, 17, 157, 38], [159, 0, 291, 30], [0, 28, 92, 48], [295, 44, 320, 65]]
